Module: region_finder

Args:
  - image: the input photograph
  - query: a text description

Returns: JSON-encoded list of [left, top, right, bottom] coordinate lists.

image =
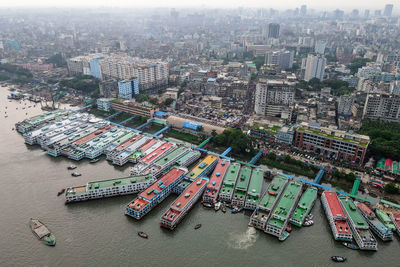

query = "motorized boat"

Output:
[[231, 206, 243, 214], [71, 172, 81, 177], [29, 218, 56, 246], [194, 224, 202, 230], [342, 242, 359, 250], [138, 231, 148, 239], [67, 165, 77, 170], [214, 202, 221, 211], [202, 202, 213, 208], [331, 256, 346, 263], [221, 203, 226, 213], [304, 220, 314, 226], [90, 158, 100, 163]]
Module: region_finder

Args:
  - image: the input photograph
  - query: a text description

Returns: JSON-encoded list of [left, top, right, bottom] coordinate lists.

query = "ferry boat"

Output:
[[202, 159, 230, 205], [244, 168, 264, 210], [16, 109, 69, 133], [185, 154, 219, 182], [339, 196, 378, 251], [356, 202, 393, 241], [65, 174, 156, 203], [249, 175, 289, 230], [265, 180, 302, 239], [321, 192, 352, 241], [290, 187, 318, 227], [390, 212, 400, 235], [147, 147, 190, 178], [105, 134, 141, 161], [231, 166, 252, 207], [111, 136, 151, 166], [125, 167, 188, 219], [29, 219, 56, 246], [375, 209, 396, 233], [160, 177, 209, 230], [218, 163, 241, 202]]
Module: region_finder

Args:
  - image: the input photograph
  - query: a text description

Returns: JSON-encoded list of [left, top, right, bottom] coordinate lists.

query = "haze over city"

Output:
[[1, 1, 400, 266]]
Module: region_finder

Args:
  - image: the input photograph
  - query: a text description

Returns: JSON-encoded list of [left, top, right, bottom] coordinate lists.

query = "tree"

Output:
[[163, 98, 174, 107], [384, 183, 399, 194], [211, 129, 217, 137], [197, 125, 204, 132], [348, 58, 371, 75], [254, 56, 265, 70], [267, 152, 277, 161], [135, 94, 149, 103]]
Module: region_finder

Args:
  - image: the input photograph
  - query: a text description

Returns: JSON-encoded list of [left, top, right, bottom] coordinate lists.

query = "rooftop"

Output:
[[246, 168, 264, 197], [154, 147, 188, 167], [258, 175, 288, 211], [323, 192, 346, 219], [141, 143, 173, 164], [222, 162, 241, 185], [175, 150, 201, 166], [234, 166, 252, 191], [339, 196, 368, 229], [187, 154, 218, 180], [207, 160, 230, 190], [74, 125, 113, 145], [291, 187, 318, 223]]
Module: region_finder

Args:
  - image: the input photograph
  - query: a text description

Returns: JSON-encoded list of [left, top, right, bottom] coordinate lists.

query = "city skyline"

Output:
[[0, 0, 398, 11]]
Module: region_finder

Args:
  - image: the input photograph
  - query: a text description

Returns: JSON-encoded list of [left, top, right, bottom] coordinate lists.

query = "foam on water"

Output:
[[227, 226, 258, 249]]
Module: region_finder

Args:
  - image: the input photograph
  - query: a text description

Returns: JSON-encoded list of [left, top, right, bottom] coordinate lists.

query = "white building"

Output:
[[304, 54, 326, 81], [254, 80, 295, 116], [363, 94, 400, 123], [265, 50, 294, 70], [96, 98, 113, 112], [338, 95, 354, 116]]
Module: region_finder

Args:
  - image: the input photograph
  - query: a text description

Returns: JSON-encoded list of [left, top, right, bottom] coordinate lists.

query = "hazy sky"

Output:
[[0, 0, 396, 11]]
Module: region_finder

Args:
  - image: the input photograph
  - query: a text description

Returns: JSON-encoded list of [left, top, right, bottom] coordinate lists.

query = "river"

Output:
[[0, 86, 399, 267]]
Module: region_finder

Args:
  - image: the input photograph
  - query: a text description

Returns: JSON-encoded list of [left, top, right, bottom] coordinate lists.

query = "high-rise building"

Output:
[[300, 5, 307, 16], [304, 54, 326, 81], [384, 4, 394, 17], [254, 79, 295, 116], [363, 94, 400, 122], [118, 78, 139, 99], [66, 54, 104, 77], [374, 10, 382, 16], [364, 9, 370, 18], [314, 41, 326, 54], [267, 23, 280, 39], [338, 95, 354, 116], [351, 9, 359, 17], [264, 50, 294, 70]]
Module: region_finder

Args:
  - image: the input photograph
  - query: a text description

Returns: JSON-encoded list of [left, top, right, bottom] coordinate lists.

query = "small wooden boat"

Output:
[[202, 202, 213, 208], [194, 224, 202, 230], [57, 188, 65, 196], [214, 202, 221, 211], [221, 203, 226, 213], [67, 165, 77, 170], [90, 158, 100, 163], [138, 231, 148, 239], [231, 206, 243, 214], [331, 256, 346, 263]]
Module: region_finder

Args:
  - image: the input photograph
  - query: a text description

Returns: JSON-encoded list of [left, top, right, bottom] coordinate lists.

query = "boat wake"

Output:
[[228, 227, 257, 249]]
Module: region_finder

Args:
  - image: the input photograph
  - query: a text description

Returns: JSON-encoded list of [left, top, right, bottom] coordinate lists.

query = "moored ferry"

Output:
[[339, 196, 377, 251], [321, 192, 352, 241], [265, 180, 302, 239], [219, 163, 241, 202], [231, 166, 252, 207], [390, 212, 400, 235], [202, 159, 230, 204], [160, 177, 209, 230], [375, 209, 396, 233], [290, 186, 318, 227], [244, 168, 264, 210], [356, 202, 393, 241], [65, 174, 156, 203], [249, 175, 288, 230]]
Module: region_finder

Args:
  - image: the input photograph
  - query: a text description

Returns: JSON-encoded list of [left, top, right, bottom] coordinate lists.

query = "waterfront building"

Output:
[[65, 174, 156, 203], [219, 163, 241, 202], [125, 167, 188, 219], [276, 125, 295, 145], [160, 177, 209, 230], [231, 166, 252, 207], [249, 175, 288, 230], [294, 122, 370, 165], [111, 99, 157, 118], [96, 98, 113, 112], [290, 187, 318, 227], [265, 180, 302, 238], [202, 160, 230, 204], [244, 168, 264, 210], [339, 196, 377, 250], [321, 192, 352, 241]]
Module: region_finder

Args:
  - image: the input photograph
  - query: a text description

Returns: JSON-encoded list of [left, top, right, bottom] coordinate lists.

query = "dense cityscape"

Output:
[[1, 1, 400, 266]]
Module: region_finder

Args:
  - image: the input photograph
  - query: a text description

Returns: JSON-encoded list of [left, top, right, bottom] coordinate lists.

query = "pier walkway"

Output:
[[153, 125, 170, 137], [135, 119, 154, 130], [314, 166, 326, 184], [119, 115, 137, 125], [74, 105, 92, 112], [351, 178, 361, 196], [249, 149, 263, 165], [104, 111, 122, 120], [197, 137, 212, 148], [221, 147, 232, 157]]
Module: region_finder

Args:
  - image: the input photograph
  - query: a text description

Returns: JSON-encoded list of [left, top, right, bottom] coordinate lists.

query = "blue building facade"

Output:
[[118, 78, 139, 99], [89, 56, 103, 79]]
